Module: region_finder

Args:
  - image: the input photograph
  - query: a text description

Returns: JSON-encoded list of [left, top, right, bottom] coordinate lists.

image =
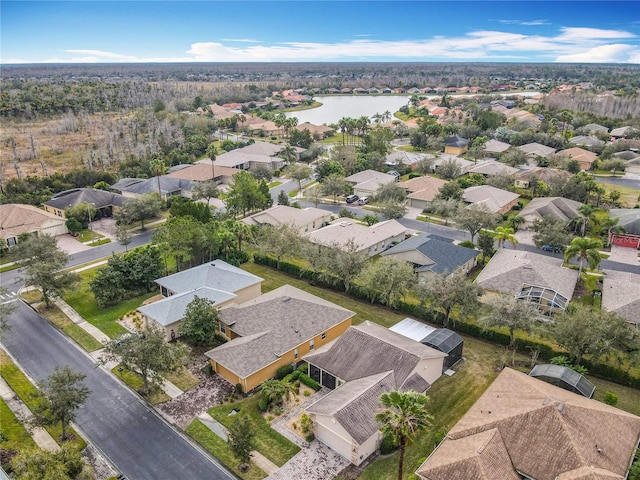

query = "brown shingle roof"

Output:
[[0, 204, 66, 239], [399, 175, 448, 202], [166, 163, 240, 182], [417, 368, 640, 480]]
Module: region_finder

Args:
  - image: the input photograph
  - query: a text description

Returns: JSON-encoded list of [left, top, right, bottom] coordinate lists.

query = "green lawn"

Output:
[[111, 366, 171, 405], [186, 420, 267, 480], [0, 397, 37, 452], [164, 367, 200, 392], [599, 182, 640, 208], [63, 268, 156, 338], [0, 351, 86, 450], [208, 394, 300, 467]]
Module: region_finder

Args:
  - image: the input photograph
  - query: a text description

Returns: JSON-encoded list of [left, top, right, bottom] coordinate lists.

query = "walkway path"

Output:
[[0, 369, 60, 452]]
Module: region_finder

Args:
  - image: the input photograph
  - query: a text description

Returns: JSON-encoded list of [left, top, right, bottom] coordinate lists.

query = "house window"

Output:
[[309, 339, 315, 350], [321, 332, 326, 340], [220, 323, 226, 334], [294, 348, 299, 359]]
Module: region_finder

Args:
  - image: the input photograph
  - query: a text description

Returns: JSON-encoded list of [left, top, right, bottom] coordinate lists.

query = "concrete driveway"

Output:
[[56, 234, 90, 254], [607, 245, 639, 266]]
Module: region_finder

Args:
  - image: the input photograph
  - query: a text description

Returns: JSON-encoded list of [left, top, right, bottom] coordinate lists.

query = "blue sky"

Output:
[[1, 1, 639, 64]]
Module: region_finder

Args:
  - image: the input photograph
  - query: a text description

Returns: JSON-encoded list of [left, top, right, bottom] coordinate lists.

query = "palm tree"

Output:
[[376, 391, 433, 480], [260, 379, 296, 408], [564, 236, 602, 274], [274, 113, 286, 139], [573, 204, 596, 237], [338, 117, 348, 145], [278, 144, 297, 166], [285, 117, 298, 140], [495, 226, 518, 249], [149, 158, 167, 198], [383, 110, 392, 123]]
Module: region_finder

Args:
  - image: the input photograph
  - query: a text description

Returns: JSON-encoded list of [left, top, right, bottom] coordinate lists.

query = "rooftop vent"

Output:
[[282, 296, 290, 302]]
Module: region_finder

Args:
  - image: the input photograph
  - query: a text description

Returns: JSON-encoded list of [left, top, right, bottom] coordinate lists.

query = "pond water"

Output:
[[286, 95, 410, 126], [285, 92, 541, 126]]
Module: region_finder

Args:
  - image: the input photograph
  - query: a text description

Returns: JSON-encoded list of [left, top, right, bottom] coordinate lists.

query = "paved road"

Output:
[[1, 301, 235, 480]]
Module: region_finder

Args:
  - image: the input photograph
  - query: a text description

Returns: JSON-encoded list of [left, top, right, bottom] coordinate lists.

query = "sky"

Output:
[[1, 1, 639, 64]]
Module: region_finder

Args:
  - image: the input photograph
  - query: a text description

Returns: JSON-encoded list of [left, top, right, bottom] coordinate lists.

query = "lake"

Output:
[[286, 92, 541, 126]]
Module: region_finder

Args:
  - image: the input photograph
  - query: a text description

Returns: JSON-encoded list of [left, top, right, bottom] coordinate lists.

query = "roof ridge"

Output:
[[335, 370, 395, 415]]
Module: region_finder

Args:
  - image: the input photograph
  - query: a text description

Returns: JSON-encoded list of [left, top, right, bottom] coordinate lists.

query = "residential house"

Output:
[[432, 155, 474, 177], [602, 271, 640, 327], [569, 135, 605, 149], [345, 170, 397, 197], [0, 204, 68, 247], [614, 150, 640, 175], [483, 139, 511, 155], [517, 142, 557, 160], [242, 205, 331, 234], [398, 175, 448, 210], [139, 259, 264, 340], [304, 321, 446, 465], [305, 219, 406, 256], [385, 151, 425, 170], [416, 367, 640, 480], [166, 163, 240, 186], [204, 141, 302, 171], [609, 209, 640, 248], [462, 185, 520, 214], [518, 197, 584, 228], [463, 160, 520, 178], [295, 122, 334, 139], [557, 147, 598, 170], [381, 233, 479, 281], [43, 188, 125, 219], [475, 249, 579, 314], [206, 285, 355, 392], [583, 123, 609, 135], [610, 125, 635, 140], [443, 135, 469, 155], [513, 167, 572, 189], [110, 177, 192, 200]]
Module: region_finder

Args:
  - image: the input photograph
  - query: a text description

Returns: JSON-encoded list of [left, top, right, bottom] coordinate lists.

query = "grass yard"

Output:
[[599, 182, 640, 208], [111, 366, 171, 405], [63, 268, 157, 338], [164, 367, 200, 392], [186, 420, 267, 480], [208, 394, 300, 467], [0, 351, 86, 450], [0, 398, 37, 452]]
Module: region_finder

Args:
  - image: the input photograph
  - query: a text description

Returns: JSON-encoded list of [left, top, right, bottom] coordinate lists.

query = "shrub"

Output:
[[235, 383, 243, 394], [276, 364, 294, 380], [299, 373, 321, 391], [258, 397, 269, 412], [300, 413, 312, 434], [379, 434, 397, 454], [282, 370, 301, 384], [305, 433, 315, 442], [303, 389, 311, 397], [603, 391, 619, 406], [458, 240, 475, 249], [408, 172, 422, 179]]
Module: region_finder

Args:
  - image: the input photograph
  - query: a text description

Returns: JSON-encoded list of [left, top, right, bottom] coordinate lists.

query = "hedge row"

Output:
[[299, 373, 321, 391], [252, 254, 640, 389]]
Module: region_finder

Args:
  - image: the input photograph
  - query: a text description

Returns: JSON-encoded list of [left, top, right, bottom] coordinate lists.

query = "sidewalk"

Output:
[[0, 375, 60, 452]]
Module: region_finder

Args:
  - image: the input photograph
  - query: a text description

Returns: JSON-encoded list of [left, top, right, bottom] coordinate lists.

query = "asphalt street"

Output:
[[1, 300, 235, 480]]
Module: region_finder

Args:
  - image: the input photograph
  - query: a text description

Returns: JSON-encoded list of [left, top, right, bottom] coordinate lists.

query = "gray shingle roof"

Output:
[[475, 249, 578, 300], [444, 135, 469, 148], [110, 177, 192, 195], [155, 260, 263, 295], [463, 185, 520, 213], [382, 233, 478, 275], [519, 197, 584, 224], [205, 286, 354, 378], [137, 287, 236, 326], [601, 271, 640, 325], [45, 188, 125, 210], [304, 321, 445, 388], [307, 371, 396, 444], [610, 209, 640, 235]]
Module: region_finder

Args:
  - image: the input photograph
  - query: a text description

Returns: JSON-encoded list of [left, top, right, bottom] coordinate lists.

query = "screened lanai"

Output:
[[529, 364, 595, 398]]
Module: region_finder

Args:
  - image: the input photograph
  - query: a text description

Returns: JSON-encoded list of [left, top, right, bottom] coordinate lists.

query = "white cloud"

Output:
[[556, 44, 640, 63], [219, 38, 260, 43], [496, 19, 550, 26]]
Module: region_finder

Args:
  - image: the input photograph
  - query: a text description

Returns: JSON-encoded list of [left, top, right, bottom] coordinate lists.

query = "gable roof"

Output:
[[399, 175, 448, 202], [462, 185, 520, 213], [484, 139, 511, 154], [417, 368, 640, 480], [519, 196, 584, 224], [610, 209, 640, 235], [155, 259, 263, 295], [382, 233, 478, 275], [44, 188, 125, 210], [475, 249, 578, 301], [205, 285, 354, 378], [304, 321, 445, 388], [305, 219, 406, 252], [307, 371, 396, 444], [138, 287, 236, 327], [110, 177, 192, 195], [0, 204, 66, 239], [601, 271, 640, 326], [517, 142, 557, 158], [242, 205, 330, 231]]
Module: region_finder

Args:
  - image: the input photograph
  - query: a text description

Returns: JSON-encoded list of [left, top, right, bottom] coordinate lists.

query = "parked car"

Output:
[[541, 245, 563, 253], [357, 197, 369, 205], [346, 194, 359, 204]]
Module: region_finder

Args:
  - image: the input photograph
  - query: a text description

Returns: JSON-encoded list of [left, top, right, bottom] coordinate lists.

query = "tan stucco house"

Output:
[[0, 204, 68, 247], [242, 205, 331, 234]]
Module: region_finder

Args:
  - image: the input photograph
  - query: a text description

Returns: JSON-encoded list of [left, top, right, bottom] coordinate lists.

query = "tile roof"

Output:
[[558, 147, 598, 165], [307, 371, 396, 444], [304, 321, 445, 387], [474, 249, 578, 301], [462, 185, 520, 213], [382, 233, 478, 275], [44, 188, 125, 210], [601, 270, 640, 325], [205, 285, 354, 378], [417, 368, 640, 480], [138, 287, 236, 326], [155, 259, 263, 295], [304, 219, 406, 252], [0, 204, 66, 238]]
